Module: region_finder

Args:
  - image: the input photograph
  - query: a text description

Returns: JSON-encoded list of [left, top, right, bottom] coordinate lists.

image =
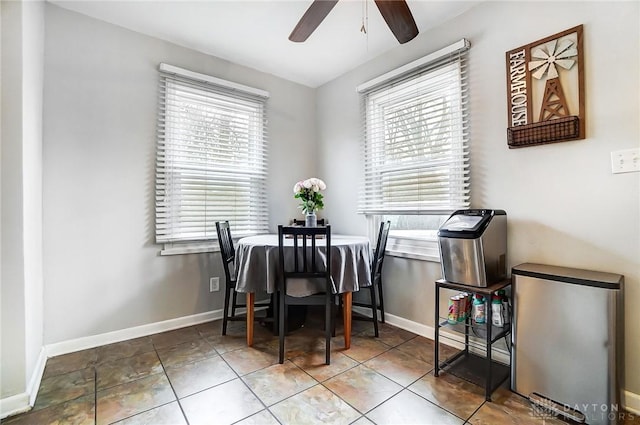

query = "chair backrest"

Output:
[[372, 221, 391, 284], [291, 218, 326, 226], [215, 221, 235, 283], [278, 225, 331, 285]]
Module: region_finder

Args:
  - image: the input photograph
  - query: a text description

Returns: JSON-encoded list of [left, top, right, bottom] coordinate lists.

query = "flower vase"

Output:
[[305, 211, 317, 227]]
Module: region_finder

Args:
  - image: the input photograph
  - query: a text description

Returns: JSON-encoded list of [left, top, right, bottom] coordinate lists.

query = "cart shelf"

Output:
[[434, 278, 512, 401]]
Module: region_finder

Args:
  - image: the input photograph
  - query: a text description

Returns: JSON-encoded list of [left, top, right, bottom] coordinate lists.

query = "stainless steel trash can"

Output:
[[511, 263, 624, 425], [438, 209, 507, 287]]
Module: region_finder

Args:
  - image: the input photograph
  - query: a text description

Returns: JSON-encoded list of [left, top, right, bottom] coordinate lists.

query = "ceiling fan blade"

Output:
[[374, 0, 419, 44], [289, 0, 339, 42]]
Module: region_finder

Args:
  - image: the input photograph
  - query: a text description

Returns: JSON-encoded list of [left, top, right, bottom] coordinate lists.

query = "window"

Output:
[[357, 40, 470, 260], [155, 64, 269, 252]]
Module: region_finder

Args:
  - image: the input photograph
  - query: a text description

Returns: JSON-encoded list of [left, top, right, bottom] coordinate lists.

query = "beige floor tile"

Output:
[[364, 348, 433, 387], [467, 387, 567, 425], [112, 401, 186, 424], [235, 409, 280, 425], [622, 411, 640, 425], [34, 368, 95, 411], [221, 346, 279, 375], [409, 370, 485, 420], [96, 373, 175, 425], [195, 320, 224, 337], [367, 389, 464, 425], [341, 335, 391, 363], [96, 351, 163, 391], [395, 336, 459, 365], [350, 416, 375, 425], [3, 394, 95, 425], [180, 378, 263, 425], [242, 361, 317, 406], [206, 333, 248, 355], [42, 349, 98, 379], [269, 384, 361, 425], [150, 327, 202, 349], [323, 364, 402, 413], [95, 336, 154, 365], [156, 338, 218, 368], [358, 322, 418, 347], [291, 350, 358, 382], [165, 355, 237, 398]]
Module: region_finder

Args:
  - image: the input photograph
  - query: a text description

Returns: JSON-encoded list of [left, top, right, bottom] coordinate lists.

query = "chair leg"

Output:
[[369, 284, 379, 338], [377, 278, 385, 324], [271, 293, 279, 336], [222, 286, 232, 335], [331, 298, 337, 338], [325, 293, 331, 365], [231, 290, 239, 318], [279, 289, 286, 364]]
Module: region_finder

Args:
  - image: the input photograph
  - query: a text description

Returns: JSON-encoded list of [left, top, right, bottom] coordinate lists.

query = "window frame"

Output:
[[358, 40, 471, 261], [155, 64, 269, 254]]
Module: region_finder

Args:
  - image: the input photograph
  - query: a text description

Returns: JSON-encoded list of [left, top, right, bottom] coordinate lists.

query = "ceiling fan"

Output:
[[289, 0, 419, 44]]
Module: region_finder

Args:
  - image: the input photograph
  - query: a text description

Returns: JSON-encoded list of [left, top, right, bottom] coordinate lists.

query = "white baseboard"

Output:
[[353, 306, 510, 364], [0, 392, 30, 420], [0, 347, 48, 419], [27, 348, 47, 407], [45, 309, 226, 357], [624, 390, 640, 415], [45, 305, 269, 358], [381, 311, 511, 365]]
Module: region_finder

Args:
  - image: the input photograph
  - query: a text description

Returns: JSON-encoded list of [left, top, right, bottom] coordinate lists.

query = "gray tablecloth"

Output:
[[235, 234, 372, 297]]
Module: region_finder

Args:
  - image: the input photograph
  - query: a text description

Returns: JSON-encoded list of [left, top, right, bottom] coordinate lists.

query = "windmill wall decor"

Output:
[[505, 25, 585, 148]]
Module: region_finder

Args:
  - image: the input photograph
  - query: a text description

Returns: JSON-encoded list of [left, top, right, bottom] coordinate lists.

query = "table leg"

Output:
[[246, 292, 254, 347], [343, 292, 352, 349]]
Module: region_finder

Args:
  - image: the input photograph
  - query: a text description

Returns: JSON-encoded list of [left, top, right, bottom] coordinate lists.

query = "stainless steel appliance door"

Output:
[[439, 237, 486, 286], [512, 275, 619, 425]]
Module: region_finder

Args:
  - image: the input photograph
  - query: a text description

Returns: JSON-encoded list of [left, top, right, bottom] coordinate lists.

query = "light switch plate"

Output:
[[611, 148, 640, 174]]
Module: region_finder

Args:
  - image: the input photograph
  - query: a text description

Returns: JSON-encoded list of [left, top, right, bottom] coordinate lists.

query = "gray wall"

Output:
[[1, 0, 45, 400], [42, 4, 316, 344], [316, 1, 640, 395]]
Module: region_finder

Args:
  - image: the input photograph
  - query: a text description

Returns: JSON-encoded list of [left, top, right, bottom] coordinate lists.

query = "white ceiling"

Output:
[[49, 0, 479, 88]]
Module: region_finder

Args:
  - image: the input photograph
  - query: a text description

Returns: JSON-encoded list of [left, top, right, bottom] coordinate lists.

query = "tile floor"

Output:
[[4, 310, 638, 425]]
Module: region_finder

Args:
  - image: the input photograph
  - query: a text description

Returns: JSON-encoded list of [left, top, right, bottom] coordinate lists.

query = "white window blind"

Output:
[[155, 64, 269, 243], [358, 40, 470, 215]]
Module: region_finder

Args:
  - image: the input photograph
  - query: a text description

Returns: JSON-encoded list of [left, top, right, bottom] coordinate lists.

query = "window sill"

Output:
[[386, 249, 440, 263], [385, 235, 441, 263], [160, 242, 220, 256]]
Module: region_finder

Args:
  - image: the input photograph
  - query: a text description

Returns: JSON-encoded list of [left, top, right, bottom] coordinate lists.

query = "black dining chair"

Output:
[[278, 225, 334, 364], [352, 220, 391, 337], [215, 221, 270, 335], [291, 218, 326, 226]]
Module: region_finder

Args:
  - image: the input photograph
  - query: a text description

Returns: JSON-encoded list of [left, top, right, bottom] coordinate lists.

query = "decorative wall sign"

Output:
[[505, 25, 584, 148]]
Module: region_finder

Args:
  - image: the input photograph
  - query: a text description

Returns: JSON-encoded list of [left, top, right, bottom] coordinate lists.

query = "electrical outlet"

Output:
[[611, 148, 640, 174], [209, 277, 220, 292]]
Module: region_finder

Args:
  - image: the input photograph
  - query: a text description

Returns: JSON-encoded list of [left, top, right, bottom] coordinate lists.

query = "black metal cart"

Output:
[[433, 278, 512, 401]]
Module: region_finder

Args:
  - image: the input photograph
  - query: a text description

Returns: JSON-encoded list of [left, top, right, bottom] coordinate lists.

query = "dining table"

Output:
[[234, 233, 373, 349]]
